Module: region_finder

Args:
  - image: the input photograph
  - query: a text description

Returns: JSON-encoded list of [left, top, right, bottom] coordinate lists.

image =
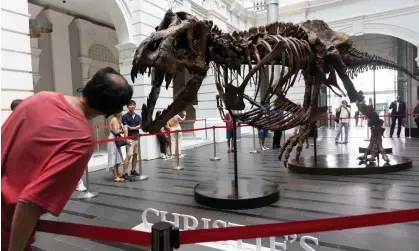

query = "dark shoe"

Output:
[[130, 170, 140, 176], [121, 173, 130, 180]]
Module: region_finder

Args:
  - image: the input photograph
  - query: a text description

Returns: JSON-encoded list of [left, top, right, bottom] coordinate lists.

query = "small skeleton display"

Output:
[[131, 9, 418, 165]]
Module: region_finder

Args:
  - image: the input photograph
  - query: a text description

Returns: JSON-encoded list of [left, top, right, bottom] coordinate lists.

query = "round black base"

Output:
[[359, 146, 392, 154], [194, 178, 280, 210], [288, 154, 412, 175]]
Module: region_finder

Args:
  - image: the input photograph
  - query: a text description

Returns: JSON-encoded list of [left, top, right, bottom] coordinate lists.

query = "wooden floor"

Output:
[[34, 126, 419, 251]]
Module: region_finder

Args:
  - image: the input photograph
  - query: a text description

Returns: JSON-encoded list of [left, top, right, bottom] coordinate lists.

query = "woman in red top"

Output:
[[224, 112, 234, 152]]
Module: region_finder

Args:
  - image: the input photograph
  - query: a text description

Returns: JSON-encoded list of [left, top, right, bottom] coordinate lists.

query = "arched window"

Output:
[[88, 44, 118, 64]]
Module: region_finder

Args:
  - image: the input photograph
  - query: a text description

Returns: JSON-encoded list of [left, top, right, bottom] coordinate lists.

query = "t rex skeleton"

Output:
[[130, 9, 418, 165]]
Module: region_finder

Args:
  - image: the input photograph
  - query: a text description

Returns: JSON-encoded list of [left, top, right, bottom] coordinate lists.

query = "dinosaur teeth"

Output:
[[165, 73, 173, 89]]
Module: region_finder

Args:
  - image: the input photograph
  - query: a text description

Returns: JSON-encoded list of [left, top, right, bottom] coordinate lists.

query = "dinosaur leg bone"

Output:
[[357, 127, 389, 163], [146, 73, 207, 134]]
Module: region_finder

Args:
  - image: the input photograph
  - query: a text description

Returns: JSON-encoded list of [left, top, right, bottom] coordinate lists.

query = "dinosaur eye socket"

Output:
[[147, 38, 163, 51]]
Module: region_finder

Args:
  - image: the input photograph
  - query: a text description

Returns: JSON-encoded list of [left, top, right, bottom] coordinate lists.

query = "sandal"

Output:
[[114, 177, 124, 182]]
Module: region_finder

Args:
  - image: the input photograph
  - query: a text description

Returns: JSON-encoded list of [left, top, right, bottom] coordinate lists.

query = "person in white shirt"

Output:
[[335, 100, 351, 144], [167, 111, 187, 158]]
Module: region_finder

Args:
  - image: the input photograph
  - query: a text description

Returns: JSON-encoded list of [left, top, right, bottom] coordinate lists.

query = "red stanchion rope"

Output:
[[179, 208, 419, 244], [94, 124, 250, 144], [37, 220, 151, 246], [92, 112, 419, 144], [36, 209, 419, 246], [91, 113, 419, 130]]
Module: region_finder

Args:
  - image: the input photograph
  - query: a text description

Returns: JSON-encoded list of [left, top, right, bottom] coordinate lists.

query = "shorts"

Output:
[[126, 139, 139, 156], [258, 129, 268, 139], [226, 130, 233, 139]]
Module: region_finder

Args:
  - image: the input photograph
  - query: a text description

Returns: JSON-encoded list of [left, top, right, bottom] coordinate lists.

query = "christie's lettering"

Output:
[[139, 208, 319, 251]]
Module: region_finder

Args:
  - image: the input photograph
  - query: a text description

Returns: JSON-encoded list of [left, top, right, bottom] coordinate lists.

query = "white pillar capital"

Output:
[[115, 42, 137, 60]]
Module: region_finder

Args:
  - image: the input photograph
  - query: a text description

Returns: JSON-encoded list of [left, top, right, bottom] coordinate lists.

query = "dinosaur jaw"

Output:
[[130, 11, 214, 133]]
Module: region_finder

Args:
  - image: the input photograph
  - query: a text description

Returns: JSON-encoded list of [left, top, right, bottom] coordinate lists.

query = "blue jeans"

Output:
[[335, 122, 349, 141]]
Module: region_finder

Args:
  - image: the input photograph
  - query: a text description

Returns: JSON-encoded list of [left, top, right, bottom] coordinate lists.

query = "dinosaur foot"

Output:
[[279, 125, 311, 166], [357, 126, 390, 163]]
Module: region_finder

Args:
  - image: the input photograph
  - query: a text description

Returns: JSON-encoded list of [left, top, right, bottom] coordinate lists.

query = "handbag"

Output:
[[114, 134, 128, 148], [112, 122, 128, 148]]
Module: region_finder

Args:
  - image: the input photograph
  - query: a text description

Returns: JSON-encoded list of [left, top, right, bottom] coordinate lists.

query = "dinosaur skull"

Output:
[[130, 10, 214, 133], [131, 10, 213, 87]]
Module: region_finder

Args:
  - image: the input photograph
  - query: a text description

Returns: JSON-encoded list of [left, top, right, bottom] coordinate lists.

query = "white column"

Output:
[[45, 10, 74, 95], [1, 0, 33, 124], [31, 46, 42, 87], [79, 57, 92, 85], [28, 4, 44, 89]]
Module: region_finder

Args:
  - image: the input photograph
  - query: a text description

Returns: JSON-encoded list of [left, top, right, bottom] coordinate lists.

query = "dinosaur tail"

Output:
[[343, 48, 418, 81]]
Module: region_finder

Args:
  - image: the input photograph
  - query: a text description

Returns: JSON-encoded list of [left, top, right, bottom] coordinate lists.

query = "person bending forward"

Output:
[[1, 67, 133, 251]]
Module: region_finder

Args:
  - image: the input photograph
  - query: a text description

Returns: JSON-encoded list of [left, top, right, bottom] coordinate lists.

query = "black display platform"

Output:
[[359, 146, 393, 154], [288, 154, 412, 175], [194, 178, 280, 210]]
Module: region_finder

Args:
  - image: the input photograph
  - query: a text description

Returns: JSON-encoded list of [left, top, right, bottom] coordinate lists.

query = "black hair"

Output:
[[127, 100, 136, 106], [79, 67, 133, 118], [10, 99, 23, 111]]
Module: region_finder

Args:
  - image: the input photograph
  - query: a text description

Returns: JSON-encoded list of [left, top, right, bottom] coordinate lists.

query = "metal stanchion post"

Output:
[[210, 126, 221, 161], [328, 113, 331, 129], [249, 127, 260, 154], [137, 134, 149, 180], [173, 130, 184, 170], [92, 126, 103, 158], [204, 119, 208, 140], [77, 167, 99, 199], [310, 124, 319, 146], [313, 127, 318, 168], [151, 222, 180, 251], [408, 114, 412, 139]]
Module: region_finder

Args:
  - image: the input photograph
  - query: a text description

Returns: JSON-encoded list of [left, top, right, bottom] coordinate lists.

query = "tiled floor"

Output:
[[33, 126, 419, 251]]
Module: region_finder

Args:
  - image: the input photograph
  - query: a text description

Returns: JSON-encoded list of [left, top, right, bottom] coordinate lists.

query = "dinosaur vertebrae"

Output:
[[344, 48, 409, 79]]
